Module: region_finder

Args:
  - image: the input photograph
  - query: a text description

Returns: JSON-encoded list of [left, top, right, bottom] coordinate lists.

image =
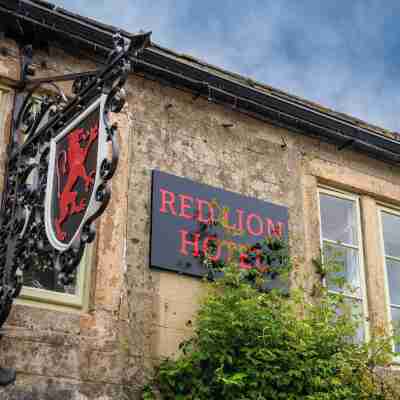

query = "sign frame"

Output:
[[150, 170, 289, 278], [45, 95, 107, 251]]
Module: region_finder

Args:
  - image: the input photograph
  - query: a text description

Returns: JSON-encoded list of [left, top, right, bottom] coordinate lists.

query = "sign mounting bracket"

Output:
[[0, 30, 151, 386]]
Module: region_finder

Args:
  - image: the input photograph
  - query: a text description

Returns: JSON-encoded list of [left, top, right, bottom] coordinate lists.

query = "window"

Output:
[[20, 247, 92, 309], [379, 207, 400, 352], [318, 188, 368, 342]]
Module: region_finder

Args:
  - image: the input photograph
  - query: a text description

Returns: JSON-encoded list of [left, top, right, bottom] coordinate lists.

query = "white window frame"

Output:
[[317, 186, 369, 341], [378, 204, 400, 353], [18, 246, 93, 310]]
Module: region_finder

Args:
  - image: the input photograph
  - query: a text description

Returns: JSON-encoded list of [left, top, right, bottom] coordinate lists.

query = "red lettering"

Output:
[[223, 209, 239, 231], [240, 246, 267, 271], [237, 209, 244, 232], [240, 253, 252, 269], [266, 219, 284, 237], [266, 219, 275, 236], [274, 222, 284, 238], [196, 198, 214, 224], [179, 194, 194, 220], [239, 244, 252, 269], [179, 230, 200, 257], [159, 188, 177, 216], [202, 236, 222, 261], [246, 213, 264, 236]]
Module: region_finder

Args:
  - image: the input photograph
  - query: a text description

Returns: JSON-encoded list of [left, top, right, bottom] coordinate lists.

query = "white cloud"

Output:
[[52, 0, 400, 131]]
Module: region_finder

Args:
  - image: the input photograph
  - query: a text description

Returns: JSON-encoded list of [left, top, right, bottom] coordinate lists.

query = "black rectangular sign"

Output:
[[150, 170, 289, 277]]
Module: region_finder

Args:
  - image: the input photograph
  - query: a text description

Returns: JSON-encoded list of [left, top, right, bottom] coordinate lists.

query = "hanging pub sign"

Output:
[[45, 96, 105, 251], [0, 31, 151, 335], [151, 170, 289, 277]]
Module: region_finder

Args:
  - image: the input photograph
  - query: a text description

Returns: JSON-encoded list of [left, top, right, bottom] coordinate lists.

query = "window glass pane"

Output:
[[335, 298, 365, 343], [324, 242, 361, 298], [348, 299, 365, 344], [391, 307, 400, 353], [382, 211, 400, 258], [386, 258, 400, 306], [320, 193, 358, 245], [353, 302, 365, 343], [23, 267, 77, 295]]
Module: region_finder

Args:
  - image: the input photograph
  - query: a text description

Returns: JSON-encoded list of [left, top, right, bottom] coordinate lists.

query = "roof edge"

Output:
[[1, 0, 400, 165]]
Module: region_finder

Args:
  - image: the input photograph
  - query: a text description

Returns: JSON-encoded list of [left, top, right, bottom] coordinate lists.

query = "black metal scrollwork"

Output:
[[0, 31, 151, 329]]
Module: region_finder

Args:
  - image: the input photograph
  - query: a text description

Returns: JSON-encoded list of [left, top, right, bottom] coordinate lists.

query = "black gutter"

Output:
[[0, 0, 400, 165], [135, 50, 400, 164], [134, 55, 400, 163]]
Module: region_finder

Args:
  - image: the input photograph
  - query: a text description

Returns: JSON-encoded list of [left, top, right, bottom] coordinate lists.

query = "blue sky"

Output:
[[51, 1, 400, 131]]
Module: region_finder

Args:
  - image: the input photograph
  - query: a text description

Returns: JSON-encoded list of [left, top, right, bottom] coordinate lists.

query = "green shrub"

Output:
[[143, 239, 400, 399]]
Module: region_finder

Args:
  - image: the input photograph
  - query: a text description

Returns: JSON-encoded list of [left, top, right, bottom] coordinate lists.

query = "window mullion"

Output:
[[322, 238, 359, 251], [385, 254, 400, 263]]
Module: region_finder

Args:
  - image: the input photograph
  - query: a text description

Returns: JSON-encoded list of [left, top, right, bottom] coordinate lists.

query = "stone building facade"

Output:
[[0, 1, 400, 399]]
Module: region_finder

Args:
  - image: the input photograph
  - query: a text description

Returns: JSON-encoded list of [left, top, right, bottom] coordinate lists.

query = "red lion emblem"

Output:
[[55, 123, 99, 241]]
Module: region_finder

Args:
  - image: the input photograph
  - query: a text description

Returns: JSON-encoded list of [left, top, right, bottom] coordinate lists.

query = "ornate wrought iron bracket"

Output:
[[0, 31, 151, 385]]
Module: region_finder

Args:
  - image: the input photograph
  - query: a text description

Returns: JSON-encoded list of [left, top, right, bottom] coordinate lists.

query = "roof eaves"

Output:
[[2, 0, 400, 165], [150, 44, 394, 139], [146, 46, 397, 141]]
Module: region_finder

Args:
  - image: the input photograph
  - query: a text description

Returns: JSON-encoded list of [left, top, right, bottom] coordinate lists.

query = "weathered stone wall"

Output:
[[123, 70, 400, 373], [0, 34, 399, 399], [124, 76, 310, 366]]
